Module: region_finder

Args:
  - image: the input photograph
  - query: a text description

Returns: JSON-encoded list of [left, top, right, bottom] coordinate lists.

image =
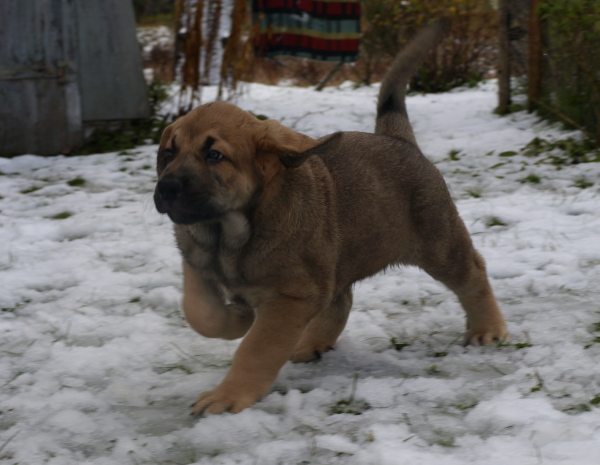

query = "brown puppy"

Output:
[[154, 23, 508, 415]]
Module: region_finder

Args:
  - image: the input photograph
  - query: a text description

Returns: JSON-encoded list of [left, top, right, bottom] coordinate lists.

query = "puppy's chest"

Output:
[[181, 217, 251, 288]]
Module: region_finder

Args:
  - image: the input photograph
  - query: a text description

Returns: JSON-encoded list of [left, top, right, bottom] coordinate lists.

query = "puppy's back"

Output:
[[319, 132, 459, 287]]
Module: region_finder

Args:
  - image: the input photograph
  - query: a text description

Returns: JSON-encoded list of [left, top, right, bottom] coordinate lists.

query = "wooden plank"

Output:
[[76, 0, 150, 121], [0, 0, 82, 156]]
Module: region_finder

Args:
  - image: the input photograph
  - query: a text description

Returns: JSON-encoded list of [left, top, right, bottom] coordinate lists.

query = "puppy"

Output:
[[154, 23, 508, 415]]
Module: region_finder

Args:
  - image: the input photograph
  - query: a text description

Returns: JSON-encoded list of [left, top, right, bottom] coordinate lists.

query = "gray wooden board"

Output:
[[0, 0, 82, 156], [0, 0, 149, 156], [76, 0, 149, 122]]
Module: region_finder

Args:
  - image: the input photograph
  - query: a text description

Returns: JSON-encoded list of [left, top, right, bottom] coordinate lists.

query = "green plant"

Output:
[[537, 0, 600, 141], [49, 212, 73, 220], [330, 372, 371, 415], [147, 78, 170, 116], [20, 186, 42, 194], [485, 216, 507, 227], [449, 149, 461, 160], [390, 337, 411, 351], [467, 189, 481, 198], [73, 117, 167, 155], [520, 137, 600, 165], [427, 365, 441, 375], [522, 174, 541, 184], [530, 371, 544, 393], [573, 178, 594, 189], [67, 177, 86, 187]]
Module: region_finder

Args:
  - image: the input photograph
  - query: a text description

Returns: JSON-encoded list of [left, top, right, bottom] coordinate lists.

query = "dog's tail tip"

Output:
[[375, 20, 448, 141]]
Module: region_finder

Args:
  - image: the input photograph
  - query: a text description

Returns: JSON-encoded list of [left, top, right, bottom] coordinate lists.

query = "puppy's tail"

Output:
[[374, 21, 448, 143]]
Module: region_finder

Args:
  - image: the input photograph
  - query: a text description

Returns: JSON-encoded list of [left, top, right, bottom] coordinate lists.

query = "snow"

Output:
[[1, 80, 600, 464]]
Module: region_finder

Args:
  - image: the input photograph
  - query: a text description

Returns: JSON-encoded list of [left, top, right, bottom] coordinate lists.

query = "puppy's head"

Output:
[[154, 101, 319, 225]]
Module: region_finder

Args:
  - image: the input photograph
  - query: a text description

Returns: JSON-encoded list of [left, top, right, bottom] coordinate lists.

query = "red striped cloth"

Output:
[[252, 0, 361, 62]]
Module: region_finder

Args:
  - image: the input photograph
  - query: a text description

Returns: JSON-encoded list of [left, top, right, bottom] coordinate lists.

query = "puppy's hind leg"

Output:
[[291, 287, 352, 363], [421, 244, 508, 346], [451, 251, 508, 346], [183, 261, 254, 340]]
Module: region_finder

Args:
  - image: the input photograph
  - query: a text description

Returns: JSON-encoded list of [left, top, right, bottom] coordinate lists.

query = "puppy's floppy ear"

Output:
[[257, 120, 320, 168], [279, 132, 343, 168]]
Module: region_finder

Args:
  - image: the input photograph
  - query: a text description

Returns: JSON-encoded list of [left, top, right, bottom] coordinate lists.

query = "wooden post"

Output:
[[497, 0, 511, 115], [528, 0, 542, 113]]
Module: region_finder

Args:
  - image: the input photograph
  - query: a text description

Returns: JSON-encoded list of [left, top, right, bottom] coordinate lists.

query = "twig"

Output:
[[315, 62, 344, 91], [532, 99, 600, 144], [0, 430, 20, 456]]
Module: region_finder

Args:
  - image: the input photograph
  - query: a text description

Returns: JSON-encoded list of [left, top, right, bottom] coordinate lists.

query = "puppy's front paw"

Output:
[[190, 385, 262, 416], [463, 322, 509, 346]]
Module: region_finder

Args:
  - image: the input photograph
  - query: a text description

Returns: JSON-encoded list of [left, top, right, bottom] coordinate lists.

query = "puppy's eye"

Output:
[[164, 147, 174, 158], [206, 149, 224, 162]]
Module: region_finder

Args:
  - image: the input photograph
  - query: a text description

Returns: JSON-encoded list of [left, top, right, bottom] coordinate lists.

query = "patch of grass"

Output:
[[427, 365, 441, 375], [520, 136, 600, 165], [49, 211, 72, 220], [436, 438, 456, 447], [118, 150, 142, 157], [514, 342, 533, 349], [573, 178, 593, 189], [1, 298, 31, 313], [456, 402, 478, 411], [74, 117, 168, 155], [137, 13, 175, 26], [390, 337, 411, 351], [67, 177, 86, 187], [433, 351, 448, 358], [522, 174, 541, 184], [20, 186, 42, 194], [530, 371, 544, 393], [486, 216, 507, 228], [467, 189, 481, 198], [129, 297, 141, 303], [448, 149, 461, 161], [563, 404, 592, 414], [584, 336, 600, 349], [154, 364, 193, 375], [591, 395, 600, 406], [498, 151, 518, 157], [330, 399, 370, 415], [494, 103, 525, 115], [593, 322, 600, 332], [330, 372, 370, 415]]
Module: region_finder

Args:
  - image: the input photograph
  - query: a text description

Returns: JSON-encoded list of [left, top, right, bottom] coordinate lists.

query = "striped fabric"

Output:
[[252, 0, 361, 62]]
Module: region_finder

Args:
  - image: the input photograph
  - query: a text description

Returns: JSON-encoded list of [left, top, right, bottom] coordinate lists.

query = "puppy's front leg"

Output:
[[191, 296, 313, 415], [183, 261, 254, 340]]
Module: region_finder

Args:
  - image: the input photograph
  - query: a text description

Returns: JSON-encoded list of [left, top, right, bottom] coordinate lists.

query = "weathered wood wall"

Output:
[[76, 0, 149, 122], [0, 0, 82, 156], [0, 0, 149, 156]]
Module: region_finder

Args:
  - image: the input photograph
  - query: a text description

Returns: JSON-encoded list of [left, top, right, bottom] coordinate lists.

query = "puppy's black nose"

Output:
[[157, 177, 183, 202]]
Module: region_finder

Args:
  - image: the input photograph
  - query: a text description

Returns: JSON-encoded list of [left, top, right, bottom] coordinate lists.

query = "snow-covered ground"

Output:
[[1, 81, 599, 465]]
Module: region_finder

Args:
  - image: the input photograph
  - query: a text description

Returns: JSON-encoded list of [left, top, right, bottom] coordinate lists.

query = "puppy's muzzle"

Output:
[[154, 176, 220, 224], [157, 177, 183, 203]]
